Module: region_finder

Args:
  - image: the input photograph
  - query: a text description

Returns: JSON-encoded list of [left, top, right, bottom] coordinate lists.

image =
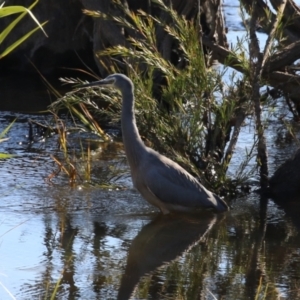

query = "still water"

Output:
[[1, 1, 300, 300], [1, 121, 299, 300]]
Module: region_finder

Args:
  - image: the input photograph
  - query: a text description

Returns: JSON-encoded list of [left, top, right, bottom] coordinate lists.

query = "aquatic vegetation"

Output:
[[49, 0, 300, 199], [51, 1, 254, 196], [0, 119, 15, 159]]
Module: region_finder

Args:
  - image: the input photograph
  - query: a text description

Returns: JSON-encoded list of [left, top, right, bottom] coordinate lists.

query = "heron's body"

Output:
[[132, 148, 227, 213], [81, 74, 229, 213]]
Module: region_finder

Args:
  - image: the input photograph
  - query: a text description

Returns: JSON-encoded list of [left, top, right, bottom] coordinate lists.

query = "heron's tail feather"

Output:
[[213, 193, 230, 212]]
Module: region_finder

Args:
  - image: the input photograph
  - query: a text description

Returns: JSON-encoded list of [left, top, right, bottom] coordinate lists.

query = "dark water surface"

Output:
[[1, 1, 300, 299]]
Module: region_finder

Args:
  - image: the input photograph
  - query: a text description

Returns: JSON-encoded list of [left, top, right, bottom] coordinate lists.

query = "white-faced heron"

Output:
[[80, 74, 229, 213]]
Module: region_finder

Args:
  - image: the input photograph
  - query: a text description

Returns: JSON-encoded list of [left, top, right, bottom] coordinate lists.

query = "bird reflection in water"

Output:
[[117, 212, 218, 300]]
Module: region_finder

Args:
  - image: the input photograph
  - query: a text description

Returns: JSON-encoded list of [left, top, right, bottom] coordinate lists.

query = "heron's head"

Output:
[[78, 73, 133, 93]]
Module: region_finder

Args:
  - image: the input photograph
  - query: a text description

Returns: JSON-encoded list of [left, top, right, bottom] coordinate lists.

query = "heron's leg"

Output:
[[159, 205, 170, 215]]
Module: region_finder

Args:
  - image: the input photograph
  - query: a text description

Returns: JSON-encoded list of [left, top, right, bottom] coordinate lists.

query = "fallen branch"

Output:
[[263, 40, 300, 73], [202, 36, 300, 98]]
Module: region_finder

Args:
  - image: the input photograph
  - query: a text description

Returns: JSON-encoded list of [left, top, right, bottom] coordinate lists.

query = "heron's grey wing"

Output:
[[141, 154, 214, 208]]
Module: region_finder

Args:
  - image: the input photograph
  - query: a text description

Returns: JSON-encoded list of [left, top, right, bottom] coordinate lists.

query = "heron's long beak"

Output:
[[76, 78, 114, 88]]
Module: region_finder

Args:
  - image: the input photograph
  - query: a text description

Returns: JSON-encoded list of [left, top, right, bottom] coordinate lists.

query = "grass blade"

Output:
[[0, 21, 48, 58]]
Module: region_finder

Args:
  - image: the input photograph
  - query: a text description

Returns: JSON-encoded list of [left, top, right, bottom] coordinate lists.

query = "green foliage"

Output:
[[52, 0, 254, 192], [0, 0, 47, 59]]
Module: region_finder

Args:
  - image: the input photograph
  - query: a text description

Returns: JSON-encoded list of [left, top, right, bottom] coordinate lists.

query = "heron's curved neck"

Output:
[[121, 90, 145, 168]]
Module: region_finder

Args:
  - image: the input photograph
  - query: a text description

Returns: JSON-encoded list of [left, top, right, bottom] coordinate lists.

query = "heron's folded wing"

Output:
[[142, 162, 212, 208]]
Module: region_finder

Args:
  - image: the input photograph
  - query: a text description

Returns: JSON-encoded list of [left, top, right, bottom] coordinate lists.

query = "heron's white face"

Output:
[[79, 73, 133, 92], [79, 76, 115, 88], [99, 75, 116, 87]]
